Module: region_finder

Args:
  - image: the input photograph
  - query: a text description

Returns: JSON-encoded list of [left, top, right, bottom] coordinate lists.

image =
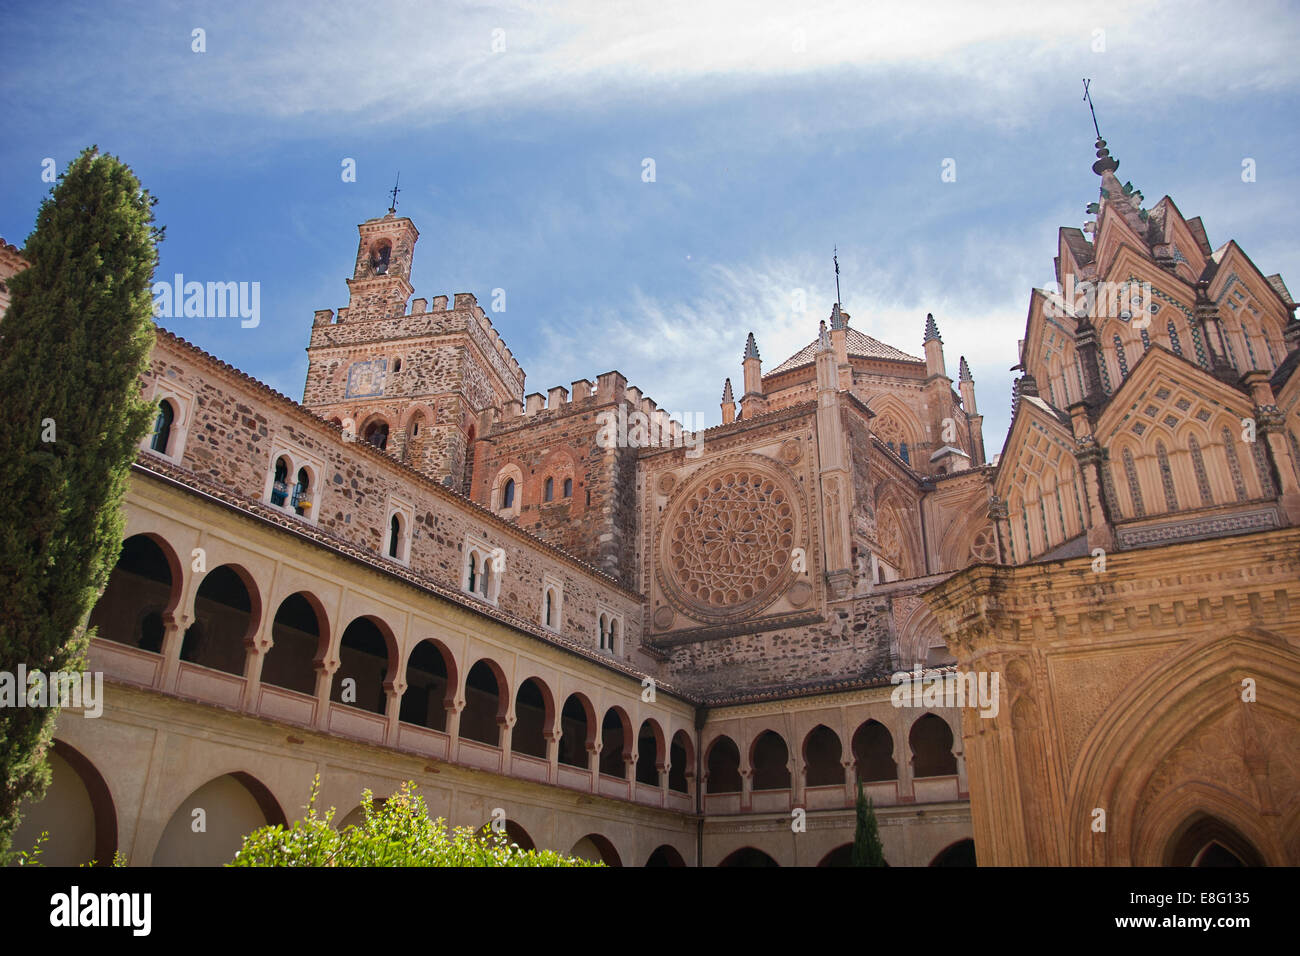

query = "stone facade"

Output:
[[5, 135, 1299, 867]]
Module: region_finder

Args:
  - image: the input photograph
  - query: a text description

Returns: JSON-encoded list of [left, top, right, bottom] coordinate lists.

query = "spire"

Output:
[[830, 301, 846, 330], [1083, 80, 1119, 176], [923, 312, 941, 343], [833, 245, 842, 306], [387, 171, 401, 214], [744, 332, 760, 361], [721, 377, 736, 424], [959, 355, 973, 382]]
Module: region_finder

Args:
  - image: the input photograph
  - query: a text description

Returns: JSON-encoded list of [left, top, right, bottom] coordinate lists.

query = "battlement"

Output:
[[310, 290, 524, 386], [487, 370, 690, 445]]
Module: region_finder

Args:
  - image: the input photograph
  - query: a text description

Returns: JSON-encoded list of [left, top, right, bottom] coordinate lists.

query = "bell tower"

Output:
[[302, 209, 525, 490], [344, 212, 418, 322]]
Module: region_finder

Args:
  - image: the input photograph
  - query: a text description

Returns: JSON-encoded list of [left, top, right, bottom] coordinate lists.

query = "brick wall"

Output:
[[145, 329, 644, 665]]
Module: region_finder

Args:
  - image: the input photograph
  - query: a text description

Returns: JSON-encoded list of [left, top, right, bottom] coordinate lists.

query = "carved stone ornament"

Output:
[[657, 457, 804, 623]]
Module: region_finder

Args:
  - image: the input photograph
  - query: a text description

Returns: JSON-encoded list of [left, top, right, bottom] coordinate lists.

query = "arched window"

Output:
[[1156, 441, 1177, 512], [151, 400, 174, 454], [544, 477, 554, 502], [467, 553, 478, 593], [1122, 447, 1145, 517], [1222, 426, 1249, 502], [598, 614, 609, 650], [544, 589, 554, 627], [292, 468, 311, 516], [502, 478, 515, 509], [563, 477, 573, 498], [388, 514, 401, 558], [609, 618, 620, 655], [364, 421, 389, 451], [899, 442, 910, 465], [392, 357, 402, 373], [271, 456, 290, 507], [1189, 435, 1213, 506]]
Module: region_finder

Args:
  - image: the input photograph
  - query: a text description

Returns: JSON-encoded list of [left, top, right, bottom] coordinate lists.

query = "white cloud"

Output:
[[36, 1, 1300, 135]]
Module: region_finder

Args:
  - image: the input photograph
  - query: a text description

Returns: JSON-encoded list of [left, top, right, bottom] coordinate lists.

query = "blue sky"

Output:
[[3, 0, 1297, 455]]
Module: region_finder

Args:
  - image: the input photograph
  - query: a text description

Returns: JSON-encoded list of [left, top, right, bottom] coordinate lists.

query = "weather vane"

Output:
[[833, 245, 842, 306], [1082, 79, 1101, 139], [388, 172, 401, 214]]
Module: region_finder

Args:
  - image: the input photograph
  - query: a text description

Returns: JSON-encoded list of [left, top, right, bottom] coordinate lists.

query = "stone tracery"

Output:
[[660, 463, 800, 622]]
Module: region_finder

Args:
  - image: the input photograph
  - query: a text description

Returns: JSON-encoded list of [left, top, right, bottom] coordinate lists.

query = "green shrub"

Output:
[[229, 777, 600, 867]]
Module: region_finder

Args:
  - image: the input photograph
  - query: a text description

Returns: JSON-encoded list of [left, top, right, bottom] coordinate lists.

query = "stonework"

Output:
[[5, 134, 1299, 867]]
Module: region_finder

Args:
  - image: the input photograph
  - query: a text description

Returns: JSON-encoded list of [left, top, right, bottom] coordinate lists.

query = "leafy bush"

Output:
[[229, 777, 600, 867]]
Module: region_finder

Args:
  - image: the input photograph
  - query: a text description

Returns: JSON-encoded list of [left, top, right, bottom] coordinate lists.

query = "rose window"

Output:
[[660, 467, 800, 621]]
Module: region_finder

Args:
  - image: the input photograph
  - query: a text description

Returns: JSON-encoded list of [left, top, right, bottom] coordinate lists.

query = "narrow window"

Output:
[[545, 590, 553, 627], [1189, 435, 1213, 506], [1122, 448, 1145, 516], [468, 553, 478, 593], [393, 357, 402, 373], [544, 477, 554, 502], [389, 514, 401, 558], [502, 478, 515, 509], [899, 442, 910, 465], [151, 400, 174, 453], [563, 477, 573, 498], [1156, 441, 1178, 512], [271, 456, 290, 507], [292, 468, 311, 516]]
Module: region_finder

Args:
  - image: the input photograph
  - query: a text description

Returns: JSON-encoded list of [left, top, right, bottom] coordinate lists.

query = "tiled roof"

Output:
[[768, 327, 923, 375]]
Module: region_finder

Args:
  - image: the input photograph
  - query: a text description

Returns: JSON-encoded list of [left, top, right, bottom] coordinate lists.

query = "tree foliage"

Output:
[[0, 147, 161, 854], [852, 777, 887, 867], [230, 778, 601, 867]]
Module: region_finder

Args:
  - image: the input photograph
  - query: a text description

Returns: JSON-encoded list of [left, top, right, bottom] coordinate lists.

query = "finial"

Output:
[[744, 332, 761, 361], [721, 378, 734, 403], [818, 319, 832, 351], [923, 312, 941, 343], [959, 355, 973, 382], [1083, 80, 1119, 176], [388, 171, 401, 214], [833, 245, 842, 306], [830, 301, 846, 331]]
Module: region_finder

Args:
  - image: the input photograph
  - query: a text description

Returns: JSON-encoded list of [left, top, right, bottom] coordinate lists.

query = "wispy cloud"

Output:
[[8, 0, 1300, 142]]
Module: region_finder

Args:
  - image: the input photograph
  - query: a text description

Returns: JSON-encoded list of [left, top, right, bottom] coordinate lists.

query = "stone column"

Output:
[[157, 609, 193, 693], [444, 700, 464, 748], [383, 679, 406, 745], [544, 729, 561, 784], [312, 659, 337, 731]]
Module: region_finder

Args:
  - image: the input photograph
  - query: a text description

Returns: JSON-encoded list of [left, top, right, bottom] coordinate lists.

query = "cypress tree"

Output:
[[0, 147, 161, 854], [851, 776, 887, 866]]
